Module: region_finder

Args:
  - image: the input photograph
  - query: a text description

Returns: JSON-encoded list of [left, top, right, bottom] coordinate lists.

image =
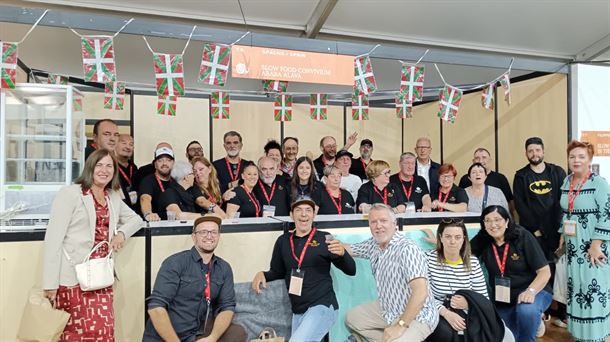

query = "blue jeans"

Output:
[[496, 290, 552, 342], [290, 304, 338, 342]]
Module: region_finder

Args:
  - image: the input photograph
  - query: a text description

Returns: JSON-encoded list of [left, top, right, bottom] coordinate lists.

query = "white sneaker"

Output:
[[552, 318, 568, 328], [536, 320, 546, 337]]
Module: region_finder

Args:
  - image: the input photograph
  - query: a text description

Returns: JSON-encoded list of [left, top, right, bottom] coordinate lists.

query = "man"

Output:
[[313, 133, 358, 179], [115, 134, 139, 210], [390, 152, 432, 212], [144, 215, 246, 341], [139, 145, 175, 221], [186, 140, 204, 161], [413, 137, 441, 195], [458, 147, 514, 208], [132, 142, 172, 196], [349, 139, 374, 181], [254, 156, 291, 216], [252, 197, 356, 341], [213, 131, 251, 193], [85, 119, 119, 160], [336, 204, 438, 341], [327, 149, 362, 202]]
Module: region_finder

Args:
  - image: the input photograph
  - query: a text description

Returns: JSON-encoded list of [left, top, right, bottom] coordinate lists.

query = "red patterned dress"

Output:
[[57, 189, 114, 341]]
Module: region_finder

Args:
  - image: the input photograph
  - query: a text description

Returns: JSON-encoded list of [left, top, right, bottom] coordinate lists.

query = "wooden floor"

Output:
[[538, 320, 572, 342]]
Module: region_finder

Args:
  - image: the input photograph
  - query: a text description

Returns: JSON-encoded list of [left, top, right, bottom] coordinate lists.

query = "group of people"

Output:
[[40, 117, 609, 342]]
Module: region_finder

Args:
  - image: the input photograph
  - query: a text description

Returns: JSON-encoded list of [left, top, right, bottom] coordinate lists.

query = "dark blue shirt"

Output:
[[143, 247, 236, 341]]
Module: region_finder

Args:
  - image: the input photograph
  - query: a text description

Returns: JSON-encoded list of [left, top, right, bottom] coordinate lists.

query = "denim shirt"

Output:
[[143, 247, 236, 341]]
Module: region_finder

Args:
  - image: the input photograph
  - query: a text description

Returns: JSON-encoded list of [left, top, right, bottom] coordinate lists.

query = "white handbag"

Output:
[[64, 241, 114, 291]]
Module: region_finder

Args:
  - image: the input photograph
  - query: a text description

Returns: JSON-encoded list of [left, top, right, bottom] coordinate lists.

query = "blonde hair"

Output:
[[191, 157, 222, 203], [365, 160, 390, 180]]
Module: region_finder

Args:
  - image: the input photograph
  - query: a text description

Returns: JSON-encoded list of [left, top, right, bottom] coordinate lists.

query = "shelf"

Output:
[[6, 134, 67, 142]]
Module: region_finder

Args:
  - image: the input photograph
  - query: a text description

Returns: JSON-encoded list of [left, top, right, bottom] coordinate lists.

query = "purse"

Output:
[[63, 241, 114, 291], [250, 327, 285, 342], [17, 288, 70, 342]]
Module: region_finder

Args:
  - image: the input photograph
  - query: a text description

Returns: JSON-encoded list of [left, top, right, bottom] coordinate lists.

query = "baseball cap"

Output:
[[335, 149, 354, 159], [193, 214, 222, 232], [360, 139, 373, 147], [291, 196, 316, 211], [154, 147, 175, 160]]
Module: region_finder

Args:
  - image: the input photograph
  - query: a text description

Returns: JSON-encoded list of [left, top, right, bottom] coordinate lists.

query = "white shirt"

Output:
[[417, 159, 431, 191], [321, 173, 362, 202]]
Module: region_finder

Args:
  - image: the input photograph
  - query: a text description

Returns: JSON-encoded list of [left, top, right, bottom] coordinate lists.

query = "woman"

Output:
[[464, 163, 508, 212], [264, 139, 289, 180], [226, 163, 262, 218], [280, 136, 299, 177], [559, 141, 609, 342], [160, 160, 201, 220], [317, 165, 355, 215], [42, 149, 143, 341], [189, 156, 227, 218], [290, 156, 323, 204], [471, 205, 552, 342], [426, 219, 513, 342], [356, 160, 406, 213], [430, 163, 468, 212]]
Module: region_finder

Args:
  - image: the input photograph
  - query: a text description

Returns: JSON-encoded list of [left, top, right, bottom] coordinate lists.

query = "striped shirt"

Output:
[[352, 233, 439, 329], [425, 250, 489, 310]]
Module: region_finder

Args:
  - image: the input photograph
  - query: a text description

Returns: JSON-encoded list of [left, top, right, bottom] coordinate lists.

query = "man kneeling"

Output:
[[144, 215, 246, 341]]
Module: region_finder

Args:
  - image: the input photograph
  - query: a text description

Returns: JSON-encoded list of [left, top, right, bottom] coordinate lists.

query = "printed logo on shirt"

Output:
[[309, 240, 320, 247], [449, 196, 456, 202], [529, 180, 552, 195], [511, 252, 520, 261], [415, 187, 422, 193], [279, 185, 284, 190], [388, 192, 394, 198]]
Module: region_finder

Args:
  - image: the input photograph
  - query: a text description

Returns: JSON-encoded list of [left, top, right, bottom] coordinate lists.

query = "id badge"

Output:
[[129, 191, 138, 205], [564, 219, 577, 236], [495, 276, 511, 303], [289, 268, 305, 296], [405, 202, 416, 213], [262, 205, 276, 217]]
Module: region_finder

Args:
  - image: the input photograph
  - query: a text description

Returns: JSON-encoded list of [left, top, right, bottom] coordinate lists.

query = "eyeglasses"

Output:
[[188, 148, 204, 153], [483, 218, 505, 225], [379, 170, 391, 177], [441, 218, 464, 225], [440, 174, 454, 179], [416, 146, 431, 150], [193, 230, 219, 237]]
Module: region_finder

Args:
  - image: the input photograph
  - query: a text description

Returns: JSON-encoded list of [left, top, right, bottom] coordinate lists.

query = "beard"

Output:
[[361, 151, 372, 159], [261, 175, 276, 186], [227, 149, 240, 157], [157, 168, 171, 177], [528, 156, 544, 166]]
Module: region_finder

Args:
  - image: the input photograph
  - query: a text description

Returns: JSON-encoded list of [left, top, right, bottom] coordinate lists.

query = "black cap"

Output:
[[291, 196, 316, 211], [361, 139, 373, 147], [335, 149, 353, 159]]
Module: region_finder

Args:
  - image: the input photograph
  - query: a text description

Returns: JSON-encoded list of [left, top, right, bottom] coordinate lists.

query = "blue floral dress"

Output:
[[560, 173, 610, 342]]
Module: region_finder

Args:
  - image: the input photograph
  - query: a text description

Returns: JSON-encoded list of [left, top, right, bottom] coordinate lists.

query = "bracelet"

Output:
[[527, 287, 537, 295], [144, 212, 152, 218]]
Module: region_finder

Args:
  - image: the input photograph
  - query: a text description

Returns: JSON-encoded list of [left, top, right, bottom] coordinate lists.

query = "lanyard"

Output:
[[258, 180, 276, 205], [289, 228, 317, 271], [326, 188, 342, 214], [373, 186, 388, 204], [482, 185, 489, 209], [437, 189, 450, 212], [360, 158, 370, 172], [242, 185, 261, 217], [568, 172, 591, 216], [203, 261, 213, 303], [399, 175, 414, 201], [155, 174, 167, 193], [492, 243, 510, 277], [225, 157, 241, 182], [118, 164, 133, 186]]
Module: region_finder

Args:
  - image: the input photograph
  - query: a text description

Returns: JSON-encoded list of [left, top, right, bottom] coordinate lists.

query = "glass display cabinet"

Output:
[[0, 84, 85, 224]]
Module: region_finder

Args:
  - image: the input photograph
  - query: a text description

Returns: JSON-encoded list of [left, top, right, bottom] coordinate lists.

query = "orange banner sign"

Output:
[[231, 45, 354, 86], [581, 131, 610, 157]]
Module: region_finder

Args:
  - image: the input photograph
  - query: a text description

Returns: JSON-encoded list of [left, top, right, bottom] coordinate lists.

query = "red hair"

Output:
[[438, 163, 457, 177], [567, 140, 594, 159]]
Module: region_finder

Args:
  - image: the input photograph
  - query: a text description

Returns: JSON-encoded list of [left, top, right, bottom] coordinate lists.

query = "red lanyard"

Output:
[[360, 158, 370, 171], [568, 172, 591, 215], [326, 188, 342, 214], [225, 157, 241, 182], [258, 180, 276, 205], [155, 174, 167, 193], [242, 185, 261, 217], [399, 175, 414, 201], [492, 244, 510, 277], [118, 165, 133, 186], [373, 186, 388, 204], [289, 228, 317, 270], [203, 261, 213, 303], [437, 190, 450, 212]]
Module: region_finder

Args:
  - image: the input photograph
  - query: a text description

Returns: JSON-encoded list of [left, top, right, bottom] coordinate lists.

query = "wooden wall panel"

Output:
[[284, 103, 344, 159], [405, 102, 442, 163]]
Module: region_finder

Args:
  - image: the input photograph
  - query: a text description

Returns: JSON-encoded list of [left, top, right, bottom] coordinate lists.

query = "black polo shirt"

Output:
[[430, 184, 468, 211], [459, 170, 514, 201], [117, 160, 139, 210], [317, 188, 355, 215], [139, 173, 173, 220], [253, 178, 291, 216], [389, 173, 429, 210], [227, 186, 261, 218], [159, 184, 197, 214], [212, 157, 251, 193], [313, 155, 332, 180], [133, 162, 155, 193], [144, 248, 236, 341], [356, 182, 406, 212], [292, 181, 324, 204], [349, 157, 371, 180], [187, 186, 219, 214]]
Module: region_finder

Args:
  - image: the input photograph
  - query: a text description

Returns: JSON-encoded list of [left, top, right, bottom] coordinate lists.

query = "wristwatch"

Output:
[[527, 287, 537, 295], [398, 319, 407, 328], [208, 204, 216, 212]]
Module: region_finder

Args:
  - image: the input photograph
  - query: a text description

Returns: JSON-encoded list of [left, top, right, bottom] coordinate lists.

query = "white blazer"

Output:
[[42, 184, 144, 289]]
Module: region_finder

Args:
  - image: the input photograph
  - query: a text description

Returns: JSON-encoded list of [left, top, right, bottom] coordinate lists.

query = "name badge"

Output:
[[495, 276, 511, 303], [129, 191, 138, 205], [405, 202, 416, 213], [564, 220, 577, 236], [262, 205, 276, 217], [289, 268, 305, 296]]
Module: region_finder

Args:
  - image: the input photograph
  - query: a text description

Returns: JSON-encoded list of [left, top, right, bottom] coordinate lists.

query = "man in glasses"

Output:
[[144, 215, 246, 341], [414, 137, 441, 195], [186, 140, 205, 162]]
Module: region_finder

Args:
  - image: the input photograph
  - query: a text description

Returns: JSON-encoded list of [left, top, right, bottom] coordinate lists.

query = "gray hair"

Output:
[[171, 160, 192, 181], [323, 164, 341, 177], [369, 203, 397, 223], [399, 152, 417, 162]]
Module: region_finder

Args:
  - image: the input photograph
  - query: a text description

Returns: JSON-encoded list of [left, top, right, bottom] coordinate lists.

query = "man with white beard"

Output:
[[350, 138, 374, 181], [254, 156, 291, 216], [212, 131, 251, 193]]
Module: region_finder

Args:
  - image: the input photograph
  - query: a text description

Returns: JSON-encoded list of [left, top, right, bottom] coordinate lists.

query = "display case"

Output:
[[0, 84, 85, 223]]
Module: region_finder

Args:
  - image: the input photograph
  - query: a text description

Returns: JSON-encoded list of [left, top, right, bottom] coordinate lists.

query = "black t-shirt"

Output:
[[292, 181, 324, 204], [356, 182, 406, 212], [389, 173, 429, 210], [520, 167, 555, 217], [159, 184, 197, 214], [212, 157, 251, 193], [117, 160, 139, 210], [317, 188, 356, 215], [228, 186, 262, 218], [187, 186, 220, 214], [133, 162, 155, 193], [312, 155, 332, 180], [431, 184, 468, 211], [459, 170, 514, 201], [349, 157, 370, 180], [139, 173, 173, 220], [253, 178, 291, 216], [84, 144, 96, 161], [471, 227, 551, 306]]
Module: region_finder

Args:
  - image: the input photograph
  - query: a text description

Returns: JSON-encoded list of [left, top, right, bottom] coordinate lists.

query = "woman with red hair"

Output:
[[431, 163, 468, 212]]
